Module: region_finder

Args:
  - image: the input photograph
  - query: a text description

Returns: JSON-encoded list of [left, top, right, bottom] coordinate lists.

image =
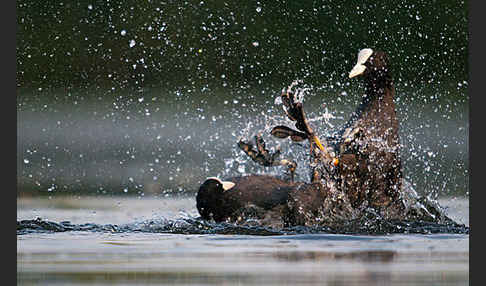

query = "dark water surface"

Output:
[[17, 196, 469, 285]]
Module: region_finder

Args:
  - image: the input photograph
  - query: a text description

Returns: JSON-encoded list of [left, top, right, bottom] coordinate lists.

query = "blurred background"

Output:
[[17, 0, 468, 198]]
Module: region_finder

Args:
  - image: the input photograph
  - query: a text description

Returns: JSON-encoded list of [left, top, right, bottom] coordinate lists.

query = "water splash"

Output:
[[218, 81, 343, 183]]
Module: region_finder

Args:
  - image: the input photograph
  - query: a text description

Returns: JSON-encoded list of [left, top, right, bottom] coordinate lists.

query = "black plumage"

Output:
[[196, 175, 299, 223], [337, 49, 405, 216]]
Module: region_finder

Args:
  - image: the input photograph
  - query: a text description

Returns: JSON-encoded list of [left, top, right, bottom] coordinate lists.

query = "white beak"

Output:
[[349, 48, 373, 78], [221, 181, 236, 191], [349, 64, 367, 78], [206, 177, 236, 191]]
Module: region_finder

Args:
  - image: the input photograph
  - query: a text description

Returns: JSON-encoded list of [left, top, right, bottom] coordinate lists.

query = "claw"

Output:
[[271, 125, 308, 142], [238, 136, 297, 182], [239, 81, 338, 184]]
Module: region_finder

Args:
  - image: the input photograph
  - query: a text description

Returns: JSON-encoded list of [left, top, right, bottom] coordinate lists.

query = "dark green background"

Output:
[[17, 0, 467, 93]]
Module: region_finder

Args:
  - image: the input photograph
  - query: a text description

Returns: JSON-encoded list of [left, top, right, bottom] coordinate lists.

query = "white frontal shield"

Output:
[[349, 48, 373, 78], [206, 177, 235, 191]]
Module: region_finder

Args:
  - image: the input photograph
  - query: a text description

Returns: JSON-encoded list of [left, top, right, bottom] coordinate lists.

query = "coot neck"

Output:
[[339, 72, 396, 138], [358, 72, 399, 144], [364, 72, 393, 100]]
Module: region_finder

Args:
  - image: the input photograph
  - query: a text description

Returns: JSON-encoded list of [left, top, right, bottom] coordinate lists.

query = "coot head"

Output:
[[349, 48, 390, 81], [196, 177, 235, 220]]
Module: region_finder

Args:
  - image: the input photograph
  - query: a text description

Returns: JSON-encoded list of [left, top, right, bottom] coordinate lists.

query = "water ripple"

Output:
[[17, 216, 469, 236]]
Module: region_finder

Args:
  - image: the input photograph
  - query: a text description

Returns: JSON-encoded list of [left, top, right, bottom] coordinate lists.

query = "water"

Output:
[[17, 196, 469, 285]]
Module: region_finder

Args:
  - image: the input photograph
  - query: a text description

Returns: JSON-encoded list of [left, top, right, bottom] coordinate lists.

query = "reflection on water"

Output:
[[270, 249, 398, 262], [17, 231, 469, 286]]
